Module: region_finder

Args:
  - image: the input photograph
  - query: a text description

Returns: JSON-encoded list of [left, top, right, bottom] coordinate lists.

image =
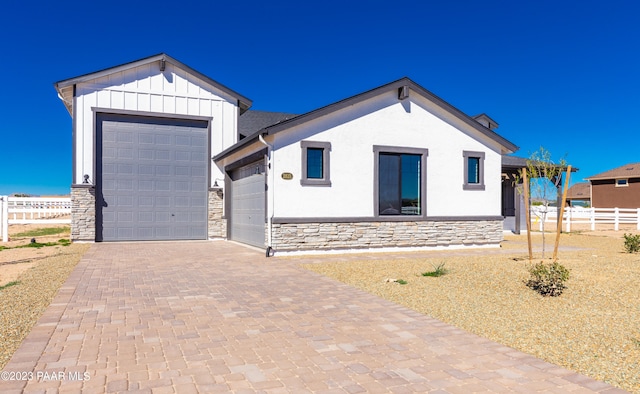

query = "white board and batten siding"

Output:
[[73, 61, 239, 186], [269, 90, 504, 219]]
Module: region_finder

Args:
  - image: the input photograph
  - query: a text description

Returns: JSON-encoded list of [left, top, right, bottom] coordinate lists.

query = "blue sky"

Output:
[[1, 0, 638, 195]]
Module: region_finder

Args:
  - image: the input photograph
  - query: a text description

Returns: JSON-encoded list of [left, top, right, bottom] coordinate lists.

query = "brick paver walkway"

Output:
[[2, 242, 626, 393]]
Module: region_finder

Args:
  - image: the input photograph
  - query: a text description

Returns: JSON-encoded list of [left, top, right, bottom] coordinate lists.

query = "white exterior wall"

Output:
[[73, 62, 239, 186], [268, 90, 503, 218]]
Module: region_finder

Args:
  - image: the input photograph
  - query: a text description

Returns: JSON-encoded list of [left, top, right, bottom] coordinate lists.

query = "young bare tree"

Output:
[[518, 147, 567, 259]]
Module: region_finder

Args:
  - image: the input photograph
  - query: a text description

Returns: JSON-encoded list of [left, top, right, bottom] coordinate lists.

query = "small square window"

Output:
[[616, 179, 628, 187], [301, 141, 331, 186], [463, 151, 485, 190]]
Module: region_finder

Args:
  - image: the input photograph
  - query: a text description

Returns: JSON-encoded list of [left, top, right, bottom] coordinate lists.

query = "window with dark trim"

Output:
[[374, 146, 428, 217], [301, 141, 331, 186], [463, 151, 485, 190]]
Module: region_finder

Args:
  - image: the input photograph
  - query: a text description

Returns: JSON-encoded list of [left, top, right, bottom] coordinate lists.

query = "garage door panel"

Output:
[[175, 135, 191, 146], [192, 166, 206, 177], [155, 134, 171, 145], [156, 165, 171, 176], [117, 195, 134, 207], [138, 181, 153, 192], [138, 212, 153, 222], [99, 116, 208, 241], [230, 165, 266, 248], [139, 149, 154, 160], [117, 131, 134, 143], [117, 148, 134, 159], [155, 150, 171, 160], [139, 133, 154, 144]]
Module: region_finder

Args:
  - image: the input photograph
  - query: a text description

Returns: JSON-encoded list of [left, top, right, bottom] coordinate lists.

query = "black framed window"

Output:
[[468, 157, 480, 184], [374, 146, 428, 217], [306, 148, 324, 179], [301, 141, 331, 186], [463, 151, 485, 190]]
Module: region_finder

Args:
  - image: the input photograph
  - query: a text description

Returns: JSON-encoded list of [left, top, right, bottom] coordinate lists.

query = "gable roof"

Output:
[[586, 163, 640, 180], [239, 110, 298, 139], [215, 77, 519, 161], [54, 53, 252, 116], [566, 182, 591, 200]]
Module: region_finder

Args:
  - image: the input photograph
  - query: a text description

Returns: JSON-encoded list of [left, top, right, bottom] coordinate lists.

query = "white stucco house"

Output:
[[55, 53, 520, 254]]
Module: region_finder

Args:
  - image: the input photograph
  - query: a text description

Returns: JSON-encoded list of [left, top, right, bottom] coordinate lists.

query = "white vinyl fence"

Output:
[[0, 196, 72, 242], [530, 206, 640, 232]]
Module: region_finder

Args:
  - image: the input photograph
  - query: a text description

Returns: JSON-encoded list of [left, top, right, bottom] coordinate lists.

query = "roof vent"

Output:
[[472, 113, 499, 130], [398, 85, 409, 100]]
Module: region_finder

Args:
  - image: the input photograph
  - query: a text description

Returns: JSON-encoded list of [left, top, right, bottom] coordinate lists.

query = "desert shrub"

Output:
[[421, 262, 448, 277], [526, 261, 570, 297], [396, 279, 408, 285], [623, 233, 640, 253]]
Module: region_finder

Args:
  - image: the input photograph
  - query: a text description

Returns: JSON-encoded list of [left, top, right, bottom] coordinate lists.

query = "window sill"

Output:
[[300, 179, 332, 187]]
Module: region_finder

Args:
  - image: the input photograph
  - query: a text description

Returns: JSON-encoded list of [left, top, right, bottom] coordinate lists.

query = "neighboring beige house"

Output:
[[586, 163, 640, 208]]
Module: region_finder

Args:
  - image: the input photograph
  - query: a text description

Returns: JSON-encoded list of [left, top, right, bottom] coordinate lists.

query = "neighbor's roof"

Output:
[[215, 77, 519, 161], [566, 182, 591, 200], [239, 110, 297, 139], [586, 163, 640, 180], [54, 53, 252, 116]]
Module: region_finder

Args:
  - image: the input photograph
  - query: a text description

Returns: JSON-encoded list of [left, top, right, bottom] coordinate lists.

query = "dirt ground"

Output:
[[0, 224, 72, 287]]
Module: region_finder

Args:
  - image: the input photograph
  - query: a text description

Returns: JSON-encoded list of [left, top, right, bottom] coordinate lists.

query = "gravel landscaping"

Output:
[[303, 232, 640, 393], [0, 225, 90, 369]]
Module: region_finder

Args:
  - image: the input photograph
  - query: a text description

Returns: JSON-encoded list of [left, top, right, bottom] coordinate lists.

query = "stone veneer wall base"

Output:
[[71, 185, 96, 242], [271, 219, 503, 252], [208, 189, 227, 239]]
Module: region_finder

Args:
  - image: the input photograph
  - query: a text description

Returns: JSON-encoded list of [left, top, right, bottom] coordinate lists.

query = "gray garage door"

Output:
[[97, 114, 208, 241], [229, 161, 266, 248]]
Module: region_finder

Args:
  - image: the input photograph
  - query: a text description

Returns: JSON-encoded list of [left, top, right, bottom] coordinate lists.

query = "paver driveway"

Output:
[[2, 241, 625, 393]]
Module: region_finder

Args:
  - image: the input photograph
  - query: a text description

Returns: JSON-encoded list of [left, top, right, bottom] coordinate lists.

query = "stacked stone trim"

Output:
[[71, 185, 96, 241], [271, 219, 503, 251], [208, 189, 227, 239]]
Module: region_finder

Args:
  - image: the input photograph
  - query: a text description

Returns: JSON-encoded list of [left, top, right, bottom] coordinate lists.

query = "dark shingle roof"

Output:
[[586, 163, 640, 180], [238, 110, 298, 139], [501, 155, 529, 169]]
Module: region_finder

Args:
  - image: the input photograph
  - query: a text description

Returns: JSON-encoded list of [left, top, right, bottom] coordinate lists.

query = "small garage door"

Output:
[[229, 161, 266, 248], [97, 114, 208, 241]]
